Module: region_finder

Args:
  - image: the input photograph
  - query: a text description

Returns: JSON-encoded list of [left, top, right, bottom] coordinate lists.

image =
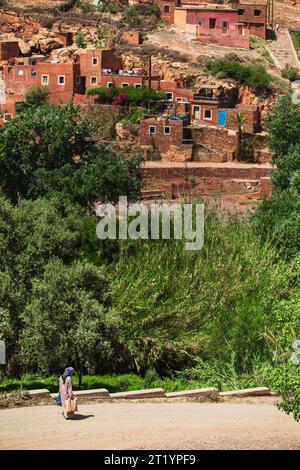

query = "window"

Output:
[[31, 69, 36, 76], [193, 105, 201, 119], [92, 57, 98, 66], [76, 75, 81, 85], [176, 97, 188, 102], [165, 92, 173, 101], [90, 76, 97, 85], [41, 75, 49, 85], [3, 114, 12, 122], [163, 5, 170, 13], [222, 21, 228, 34], [209, 18, 216, 29], [149, 125, 156, 135], [58, 75, 65, 86], [254, 9, 261, 16], [122, 83, 129, 88], [18, 69, 24, 76], [134, 83, 142, 88], [107, 82, 114, 88], [164, 126, 171, 135], [238, 9, 244, 15], [204, 109, 212, 120]]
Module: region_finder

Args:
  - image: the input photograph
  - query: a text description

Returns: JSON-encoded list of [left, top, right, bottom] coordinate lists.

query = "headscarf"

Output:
[[62, 367, 75, 383]]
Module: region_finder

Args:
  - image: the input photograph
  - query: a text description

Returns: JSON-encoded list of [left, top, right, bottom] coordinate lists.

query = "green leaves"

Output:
[[266, 94, 300, 160], [206, 58, 272, 91], [0, 103, 142, 206]]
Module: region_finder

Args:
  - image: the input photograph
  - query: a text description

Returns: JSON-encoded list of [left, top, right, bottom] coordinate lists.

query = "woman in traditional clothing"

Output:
[[59, 367, 76, 419]]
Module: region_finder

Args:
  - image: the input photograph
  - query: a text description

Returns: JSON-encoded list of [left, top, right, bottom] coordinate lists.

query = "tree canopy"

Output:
[[0, 103, 142, 205]]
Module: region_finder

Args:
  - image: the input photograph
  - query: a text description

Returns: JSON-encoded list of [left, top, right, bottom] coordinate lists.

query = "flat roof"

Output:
[[239, 0, 267, 5], [175, 6, 236, 11]]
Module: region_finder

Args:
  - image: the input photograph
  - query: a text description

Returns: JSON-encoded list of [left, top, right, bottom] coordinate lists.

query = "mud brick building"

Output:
[[0, 40, 20, 60], [121, 31, 142, 46], [174, 5, 250, 48], [56, 31, 74, 48], [157, 0, 268, 42], [3, 59, 83, 104], [139, 117, 194, 161]]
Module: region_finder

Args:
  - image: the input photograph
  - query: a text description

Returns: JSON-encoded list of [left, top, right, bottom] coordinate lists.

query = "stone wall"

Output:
[[191, 127, 238, 161], [142, 164, 273, 196]]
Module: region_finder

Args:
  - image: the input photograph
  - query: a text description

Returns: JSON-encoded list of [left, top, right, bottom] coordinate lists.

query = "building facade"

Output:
[[157, 0, 268, 42]]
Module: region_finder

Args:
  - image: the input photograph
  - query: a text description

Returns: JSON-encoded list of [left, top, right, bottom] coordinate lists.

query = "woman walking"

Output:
[[59, 367, 76, 419]]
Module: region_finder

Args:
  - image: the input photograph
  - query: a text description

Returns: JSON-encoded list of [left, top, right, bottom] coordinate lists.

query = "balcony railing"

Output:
[[193, 95, 219, 102], [101, 69, 143, 76]]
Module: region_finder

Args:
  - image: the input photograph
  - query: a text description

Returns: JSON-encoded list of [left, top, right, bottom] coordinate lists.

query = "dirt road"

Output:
[[1, 399, 300, 450]]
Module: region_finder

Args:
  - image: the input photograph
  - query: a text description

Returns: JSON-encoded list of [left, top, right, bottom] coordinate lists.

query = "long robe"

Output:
[[59, 376, 75, 419]]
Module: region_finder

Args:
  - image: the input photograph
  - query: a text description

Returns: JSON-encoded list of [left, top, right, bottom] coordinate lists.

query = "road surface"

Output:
[[1, 399, 299, 450]]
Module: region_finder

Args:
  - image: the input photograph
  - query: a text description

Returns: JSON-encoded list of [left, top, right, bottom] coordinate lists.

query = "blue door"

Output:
[[218, 110, 226, 127]]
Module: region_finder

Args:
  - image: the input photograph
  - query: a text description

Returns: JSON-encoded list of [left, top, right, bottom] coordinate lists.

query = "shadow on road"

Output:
[[69, 414, 95, 420]]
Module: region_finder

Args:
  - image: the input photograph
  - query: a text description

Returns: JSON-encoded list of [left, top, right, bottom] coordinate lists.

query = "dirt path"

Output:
[[1, 399, 300, 450]]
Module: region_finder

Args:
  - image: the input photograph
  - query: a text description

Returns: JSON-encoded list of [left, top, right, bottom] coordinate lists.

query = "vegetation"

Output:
[[0, 103, 142, 205], [87, 85, 165, 108], [2, 88, 300, 424], [75, 32, 87, 49], [281, 65, 300, 82], [252, 93, 300, 420], [230, 111, 255, 162], [291, 31, 300, 59], [23, 86, 50, 107], [206, 58, 272, 91]]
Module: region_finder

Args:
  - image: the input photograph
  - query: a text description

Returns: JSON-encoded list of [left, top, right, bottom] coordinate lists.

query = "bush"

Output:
[[206, 58, 272, 91], [254, 189, 300, 258], [79, 1, 95, 13], [99, 2, 118, 14], [76, 32, 87, 49], [38, 15, 54, 29], [265, 94, 300, 159], [24, 87, 49, 107], [88, 86, 165, 108], [281, 65, 300, 82]]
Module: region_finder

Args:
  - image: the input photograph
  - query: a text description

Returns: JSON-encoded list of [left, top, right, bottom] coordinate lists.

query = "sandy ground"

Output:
[[1, 398, 300, 450]]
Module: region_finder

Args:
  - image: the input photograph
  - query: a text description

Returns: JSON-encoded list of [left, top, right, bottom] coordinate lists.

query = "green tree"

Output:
[[0, 104, 142, 205], [0, 195, 84, 374], [266, 94, 300, 160], [19, 259, 120, 377], [272, 144, 300, 191], [231, 111, 248, 161]]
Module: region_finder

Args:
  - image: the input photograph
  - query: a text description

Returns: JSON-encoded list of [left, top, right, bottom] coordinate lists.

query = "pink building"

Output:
[[174, 5, 250, 48]]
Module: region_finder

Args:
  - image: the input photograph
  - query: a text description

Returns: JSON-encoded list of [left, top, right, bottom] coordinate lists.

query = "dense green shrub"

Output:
[[206, 58, 272, 90], [88, 85, 165, 107], [75, 32, 87, 49], [23, 87, 49, 107], [265, 94, 300, 159], [0, 103, 142, 205]]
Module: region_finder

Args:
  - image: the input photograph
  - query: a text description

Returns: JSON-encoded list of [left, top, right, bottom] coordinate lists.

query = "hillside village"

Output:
[[0, 0, 299, 199], [3, 2, 300, 451]]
